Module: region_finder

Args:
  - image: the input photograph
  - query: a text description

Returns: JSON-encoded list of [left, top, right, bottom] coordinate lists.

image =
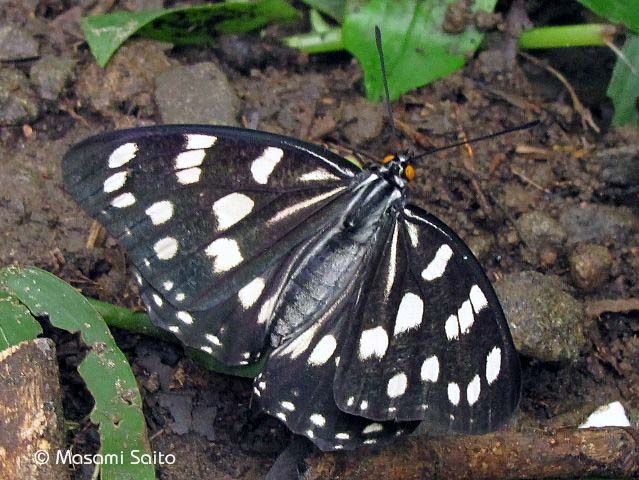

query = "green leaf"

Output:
[[607, 33, 639, 125], [0, 266, 155, 480], [577, 0, 639, 33], [82, 0, 300, 67], [0, 289, 43, 350], [342, 0, 497, 101], [301, 0, 346, 22]]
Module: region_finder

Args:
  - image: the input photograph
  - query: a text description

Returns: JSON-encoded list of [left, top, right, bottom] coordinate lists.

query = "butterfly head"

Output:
[[380, 153, 415, 188]]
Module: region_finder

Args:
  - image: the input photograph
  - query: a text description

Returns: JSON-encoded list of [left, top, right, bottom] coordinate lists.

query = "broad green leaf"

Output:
[[577, 0, 639, 32], [302, 0, 345, 22], [0, 289, 42, 350], [82, 0, 300, 67], [343, 0, 497, 101], [607, 34, 639, 125], [0, 266, 154, 480]]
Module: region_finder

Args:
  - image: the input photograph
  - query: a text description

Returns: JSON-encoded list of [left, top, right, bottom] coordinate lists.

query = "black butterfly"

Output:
[[63, 124, 521, 451]]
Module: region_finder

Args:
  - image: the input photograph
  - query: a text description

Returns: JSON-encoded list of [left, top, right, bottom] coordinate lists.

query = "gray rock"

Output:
[[0, 24, 39, 61], [0, 66, 39, 125], [155, 62, 240, 126], [76, 39, 173, 117], [495, 271, 587, 362], [593, 145, 639, 187], [559, 204, 639, 244], [516, 211, 567, 249], [466, 231, 494, 262], [30, 54, 76, 101]]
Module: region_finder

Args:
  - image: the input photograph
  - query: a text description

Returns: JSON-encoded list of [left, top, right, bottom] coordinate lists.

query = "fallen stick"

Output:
[[304, 427, 639, 479]]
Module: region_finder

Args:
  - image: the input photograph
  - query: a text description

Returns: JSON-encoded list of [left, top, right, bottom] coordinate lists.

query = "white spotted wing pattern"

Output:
[[63, 125, 520, 451]]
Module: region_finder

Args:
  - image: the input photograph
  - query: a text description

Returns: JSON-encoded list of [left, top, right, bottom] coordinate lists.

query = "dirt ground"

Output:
[[1, 1, 638, 479]]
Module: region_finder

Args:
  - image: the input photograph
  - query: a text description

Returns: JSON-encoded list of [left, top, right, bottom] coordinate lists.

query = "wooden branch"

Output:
[[304, 428, 639, 479], [0, 339, 70, 480]]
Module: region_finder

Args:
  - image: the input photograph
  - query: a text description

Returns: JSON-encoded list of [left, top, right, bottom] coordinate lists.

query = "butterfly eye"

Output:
[[405, 164, 416, 181], [382, 154, 395, 164]]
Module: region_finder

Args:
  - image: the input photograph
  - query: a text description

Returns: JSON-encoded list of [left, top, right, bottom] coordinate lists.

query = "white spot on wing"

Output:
[[281, 401, 295, 411], [201, 345, 212, 354], [251, 147, 283, 184], [152, 294, 163, 307], [108, 142, 137, 168], [335, 432, 350, 440], [448, 382, 460, 406], [470, 284, 488, 313], [145, 200, 174, 225], [257, 295, 276, 324], [394, 292, 423, 335], [467, 374, 481, 405], [163, 280, 174, 291], [280, 323, 320, 359], [111, 192, 136, 208], [176, 167, 201, 184], [168, 325, 180, 333], [212, 192, 254, 230], [175, 149, 206, 169], [385, 222, 399, 299], [267, 187, 345, 225], [238, 277, 265, 309], [458, 299, 474, 334], [387, 372, 408, 398], [360, 400, 368, 410], [185, 133, 217, 149], [445, 314, 459, 340], [154, 237, 178, 260], [422, 244, 453, 281], [103, 171, 128, 193], [310, 413, 326, 427], [177, 311, 193, 324], [358, 326, 389, 360], [420, 355, 439, 382], [299, 169, 340, 182], [362, 423, 383, 434], [486, 346, 502, 384], [205, 238, 243, 272], [405, 222, 419, 247], [205, 334, 221, 346], [308, 334, 337, 366]]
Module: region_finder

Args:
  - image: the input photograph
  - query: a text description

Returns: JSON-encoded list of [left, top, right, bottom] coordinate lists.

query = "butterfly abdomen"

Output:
[[269, 173, 401, 346]]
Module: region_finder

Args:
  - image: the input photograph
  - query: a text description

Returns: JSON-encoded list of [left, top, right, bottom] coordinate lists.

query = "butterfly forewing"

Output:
[[333, 205, 520, 431], [63, 126, 359, 364]]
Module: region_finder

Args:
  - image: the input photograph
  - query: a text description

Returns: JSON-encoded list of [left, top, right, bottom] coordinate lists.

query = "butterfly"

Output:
[[63, 124, 521, 451]]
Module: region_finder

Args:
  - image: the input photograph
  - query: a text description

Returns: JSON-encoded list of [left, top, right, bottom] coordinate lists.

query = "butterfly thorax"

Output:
[[269, 172, 402, 346]]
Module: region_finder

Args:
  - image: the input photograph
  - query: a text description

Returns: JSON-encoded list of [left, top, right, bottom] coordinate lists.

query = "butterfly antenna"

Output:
[[375, 25, 396, 138], [411, 120, 540, 162]]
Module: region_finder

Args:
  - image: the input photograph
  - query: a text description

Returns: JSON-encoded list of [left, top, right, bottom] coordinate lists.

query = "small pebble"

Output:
[[569, 244, 613, 291]]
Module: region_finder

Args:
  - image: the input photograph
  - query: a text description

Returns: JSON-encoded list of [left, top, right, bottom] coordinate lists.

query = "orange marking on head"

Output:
[[405, 164, 416, 181], [383, 154, 395, 164]]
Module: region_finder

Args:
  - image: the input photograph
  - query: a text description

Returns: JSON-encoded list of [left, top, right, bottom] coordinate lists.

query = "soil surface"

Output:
[[1, 1, 638, 479]]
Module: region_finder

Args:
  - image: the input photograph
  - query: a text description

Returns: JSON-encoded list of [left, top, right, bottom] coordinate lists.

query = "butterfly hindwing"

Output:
[[333, 205, 520, 432], [256, 280, 420, 450], [63, 126, 360, 364]]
